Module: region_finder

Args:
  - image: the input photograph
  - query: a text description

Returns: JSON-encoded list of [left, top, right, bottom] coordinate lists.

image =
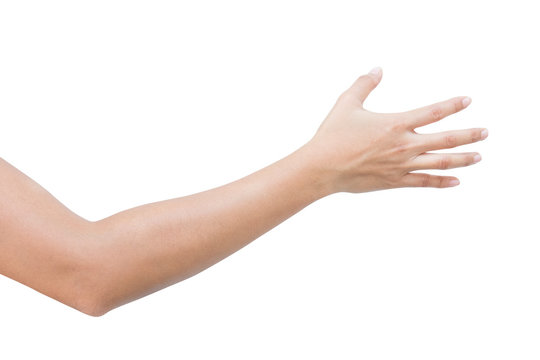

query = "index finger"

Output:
[[401, 96, 471, 129]]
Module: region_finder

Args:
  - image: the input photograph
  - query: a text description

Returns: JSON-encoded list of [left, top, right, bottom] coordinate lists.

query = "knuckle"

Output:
[[337, 90, 353, 103], [445, 134, 458, 148], [452, 99, 461, 113], [438, 156, 451, 170], [386, 173, 402, 188], [382, 116, 406, 133], [421, 173, 431, 187], [364, 74, 379, 87], [388, 118, 406, 132], [393, 141, 410, 154], [471, 129, 482, 142], [430, 105, 443, 121], [397, 116, 410, 130], [438, 177, 445, 188]]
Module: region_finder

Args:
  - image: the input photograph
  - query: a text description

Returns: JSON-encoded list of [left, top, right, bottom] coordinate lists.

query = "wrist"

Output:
[[293, 140, 339, 199]]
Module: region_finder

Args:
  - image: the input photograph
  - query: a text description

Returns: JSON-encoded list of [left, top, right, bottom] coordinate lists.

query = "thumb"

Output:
[[346, 66, 383, 105]]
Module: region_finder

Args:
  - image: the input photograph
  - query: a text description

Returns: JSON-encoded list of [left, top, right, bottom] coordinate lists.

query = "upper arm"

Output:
[[0, 157, 101, 316]]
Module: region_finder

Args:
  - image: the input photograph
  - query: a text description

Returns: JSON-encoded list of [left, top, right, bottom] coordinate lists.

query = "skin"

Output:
[[0, 68, 488, 316]]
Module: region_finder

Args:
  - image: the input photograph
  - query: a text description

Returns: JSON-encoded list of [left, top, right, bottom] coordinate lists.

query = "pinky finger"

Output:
[[399, 173, 460, 188]]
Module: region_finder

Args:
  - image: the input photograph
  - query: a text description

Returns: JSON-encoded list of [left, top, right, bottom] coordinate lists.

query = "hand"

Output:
[[305, 67, 488, 194]]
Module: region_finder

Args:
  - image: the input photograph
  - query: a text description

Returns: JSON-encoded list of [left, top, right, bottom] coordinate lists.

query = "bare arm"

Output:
[[0, 68, 488, 316]]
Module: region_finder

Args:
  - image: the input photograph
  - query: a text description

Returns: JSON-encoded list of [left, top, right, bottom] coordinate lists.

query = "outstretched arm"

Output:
[[0, 68, 488, 316]]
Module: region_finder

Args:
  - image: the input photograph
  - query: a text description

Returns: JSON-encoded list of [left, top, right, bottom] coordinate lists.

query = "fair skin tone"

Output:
[[0, 67, 488, 316]]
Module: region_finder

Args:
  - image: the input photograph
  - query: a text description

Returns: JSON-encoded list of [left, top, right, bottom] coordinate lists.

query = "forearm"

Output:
[[85, 142, 332, 315]]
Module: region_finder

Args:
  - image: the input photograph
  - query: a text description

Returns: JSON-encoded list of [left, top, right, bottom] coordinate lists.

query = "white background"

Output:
[[0, 1, 538, 359]]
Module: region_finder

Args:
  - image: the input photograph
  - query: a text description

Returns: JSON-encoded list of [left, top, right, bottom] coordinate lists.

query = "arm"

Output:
[[0, 67, 488, 316]]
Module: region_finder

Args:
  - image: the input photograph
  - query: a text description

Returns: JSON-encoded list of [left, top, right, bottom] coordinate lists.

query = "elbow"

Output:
[[56, 220, 132, 317], [50, 271, 110, 317], [70, 224, 114, 317], [72, 266, 115, 317], [66, 244, 112, 317], [74, 295, 110, 317], [80, 305, 109, 318], [68, 278, 110, 317]]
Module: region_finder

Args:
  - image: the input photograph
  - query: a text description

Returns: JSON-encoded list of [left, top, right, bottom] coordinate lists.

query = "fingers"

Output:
[[401, 96, 471, 129], [405, 152, 481, 171], [416, 127, 489, 152], [344, 67, 383, 105], [398, 173, 460, 188]]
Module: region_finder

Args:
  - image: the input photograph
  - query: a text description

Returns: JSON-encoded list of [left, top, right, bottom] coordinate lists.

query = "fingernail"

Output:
[[473, 154, 482, 163], [369, 66, 382, 76], [462, 97, 472, 108], [481, 129, 489, 140], [448, 179, 460, 187]]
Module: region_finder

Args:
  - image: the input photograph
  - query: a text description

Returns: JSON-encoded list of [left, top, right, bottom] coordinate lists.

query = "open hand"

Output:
[[306, 67, 488, 194]]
